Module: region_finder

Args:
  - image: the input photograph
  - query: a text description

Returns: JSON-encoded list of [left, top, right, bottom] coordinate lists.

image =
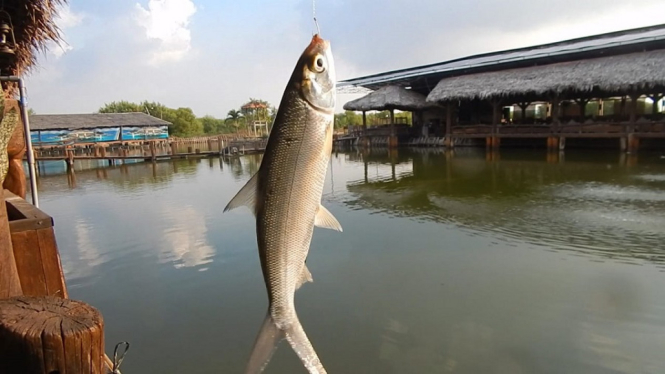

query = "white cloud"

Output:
[[134, 0, 197, 65], [48, 4, 85, 58]]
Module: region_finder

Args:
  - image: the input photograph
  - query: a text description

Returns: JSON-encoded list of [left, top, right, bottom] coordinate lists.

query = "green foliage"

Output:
[[27, 108, 36, 115], [201, 115, 227, 134], [98, 101, 143, 113], [165, 107, 202, 137], [334, 110, 412, 129]]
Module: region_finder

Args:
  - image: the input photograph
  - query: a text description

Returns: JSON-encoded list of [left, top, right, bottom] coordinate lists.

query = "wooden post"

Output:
[[628, 92, 639, 133], [187, 146, 193, 154], [150, 141, 156, 162], [445, 102, 454, 148], [517, 102, 530, 124], [171, 141, 178, 156], [575, 98, 591, 119], [389, 109, 398, 148], [0, 296, 105, 374], [0, 189, 22, 298], [491, 99, 500, 135], [551, 95, 560, 133]]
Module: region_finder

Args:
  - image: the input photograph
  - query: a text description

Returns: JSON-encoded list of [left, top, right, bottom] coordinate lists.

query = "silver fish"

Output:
[[224, 34, 341, 374]]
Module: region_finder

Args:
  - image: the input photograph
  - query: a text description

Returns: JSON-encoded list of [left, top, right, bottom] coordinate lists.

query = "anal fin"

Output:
[[296, 264, 313, 290]]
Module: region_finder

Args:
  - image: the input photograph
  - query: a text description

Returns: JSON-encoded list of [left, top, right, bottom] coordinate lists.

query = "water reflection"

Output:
[[160, 205, 215, 269], [341, 148, 665, 265], [34, 150, 665, 373]]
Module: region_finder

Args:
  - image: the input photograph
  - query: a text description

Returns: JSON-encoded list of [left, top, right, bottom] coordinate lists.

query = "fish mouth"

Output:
[[299, 34, 336, 113]]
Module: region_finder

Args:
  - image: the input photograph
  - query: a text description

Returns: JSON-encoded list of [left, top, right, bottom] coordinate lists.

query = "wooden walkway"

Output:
[[29, 136, 268, 168]]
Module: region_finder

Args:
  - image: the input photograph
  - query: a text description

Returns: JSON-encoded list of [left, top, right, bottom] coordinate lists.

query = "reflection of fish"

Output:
[[224, 34, 340, 374]]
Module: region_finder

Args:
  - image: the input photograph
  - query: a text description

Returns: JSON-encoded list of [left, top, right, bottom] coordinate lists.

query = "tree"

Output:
[[226, 109, 244, 133], [27, 108, 36, 115], [164, 107, 202, 137], [98, 101, 142, 113], [200, 115, 226, 134]]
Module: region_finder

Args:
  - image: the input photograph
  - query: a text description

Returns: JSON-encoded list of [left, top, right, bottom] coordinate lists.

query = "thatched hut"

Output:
[[339, 23, 665, 148], [427, 49, 665, 103], [343, 85, 439, 145]]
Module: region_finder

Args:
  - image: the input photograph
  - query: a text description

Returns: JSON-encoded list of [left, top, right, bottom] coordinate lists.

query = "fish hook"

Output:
[[313, 17, 321, 35]]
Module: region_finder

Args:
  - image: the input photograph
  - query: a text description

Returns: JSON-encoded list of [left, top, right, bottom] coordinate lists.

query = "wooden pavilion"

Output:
[[338, 23, 665, 150]]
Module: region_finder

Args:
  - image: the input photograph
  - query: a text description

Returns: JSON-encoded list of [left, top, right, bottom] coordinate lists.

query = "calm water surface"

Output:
[[35, 148, 665, 373]]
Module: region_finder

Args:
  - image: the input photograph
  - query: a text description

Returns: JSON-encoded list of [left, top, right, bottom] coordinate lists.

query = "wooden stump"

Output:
[[0, 296, 104, 374]]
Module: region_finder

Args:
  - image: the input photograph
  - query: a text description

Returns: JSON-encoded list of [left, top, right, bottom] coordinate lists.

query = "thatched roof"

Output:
[[0, 0, 66, 77], [343, 85, 436, 112], [30, 113, 172, 131], [427, 49, 665, 103]]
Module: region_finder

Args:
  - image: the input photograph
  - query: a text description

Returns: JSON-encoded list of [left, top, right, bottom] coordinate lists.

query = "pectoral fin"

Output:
[[314, 204, 343, 232], [224, 173, 259, 215]]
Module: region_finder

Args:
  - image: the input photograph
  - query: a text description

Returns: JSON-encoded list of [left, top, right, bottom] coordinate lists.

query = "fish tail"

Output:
[[284, 315, 327, 374], [245, 310, 327, 374], [245, 312, 284, 374]]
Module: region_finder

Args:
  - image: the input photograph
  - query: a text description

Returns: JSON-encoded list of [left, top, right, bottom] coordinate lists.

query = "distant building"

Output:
[[29, 113, 172, 145], [339, 23, 665, 149]]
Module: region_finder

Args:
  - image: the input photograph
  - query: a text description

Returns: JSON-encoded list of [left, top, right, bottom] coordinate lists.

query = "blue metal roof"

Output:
[[339, 24, 665, 90]]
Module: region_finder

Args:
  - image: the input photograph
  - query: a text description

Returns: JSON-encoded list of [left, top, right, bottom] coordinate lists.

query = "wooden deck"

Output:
[[29, 137, 268, 167]]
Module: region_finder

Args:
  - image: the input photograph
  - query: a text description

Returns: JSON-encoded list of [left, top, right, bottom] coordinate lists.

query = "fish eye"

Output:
[[313, 55, 326, 72]]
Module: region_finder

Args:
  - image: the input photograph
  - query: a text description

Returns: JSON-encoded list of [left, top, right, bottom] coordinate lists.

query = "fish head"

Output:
[[299, 34, 336, 113]]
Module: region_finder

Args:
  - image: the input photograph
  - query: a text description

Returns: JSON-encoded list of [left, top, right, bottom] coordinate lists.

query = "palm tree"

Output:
[[226, 109, 244, 133]]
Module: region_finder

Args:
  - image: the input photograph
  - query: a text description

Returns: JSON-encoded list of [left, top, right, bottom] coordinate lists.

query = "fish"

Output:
[[223, 33, 341, 374]]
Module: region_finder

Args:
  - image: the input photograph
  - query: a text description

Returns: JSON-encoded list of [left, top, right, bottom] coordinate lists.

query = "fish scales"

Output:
[[225, 34, 340, 374]]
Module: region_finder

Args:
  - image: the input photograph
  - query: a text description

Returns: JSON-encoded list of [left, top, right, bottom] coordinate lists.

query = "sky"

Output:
[[24, 0, 665, 118]]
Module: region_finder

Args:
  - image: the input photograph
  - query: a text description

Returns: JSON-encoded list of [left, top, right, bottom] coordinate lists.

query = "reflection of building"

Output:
[[29, 113, 171, 145], [340, 24, 665, 150]]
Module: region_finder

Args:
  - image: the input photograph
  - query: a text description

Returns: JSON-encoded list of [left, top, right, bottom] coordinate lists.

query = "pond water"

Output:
[[34, 147, 665, 373]]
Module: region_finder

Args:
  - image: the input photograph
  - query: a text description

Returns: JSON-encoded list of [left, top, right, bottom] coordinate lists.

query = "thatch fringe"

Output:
[[0, 1, 66, 97], [427, 50, 665, 103], [343, 85, 437, 112]]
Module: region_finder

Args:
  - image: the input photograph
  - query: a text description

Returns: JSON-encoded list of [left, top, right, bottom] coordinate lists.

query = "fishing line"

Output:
[[313, 0, 320, 35]]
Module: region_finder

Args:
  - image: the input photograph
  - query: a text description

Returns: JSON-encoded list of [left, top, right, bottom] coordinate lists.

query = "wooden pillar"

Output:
[[150, 141, 156, 162], [445, 102, 454, 148], [575, 98, 590, 120], [362, 111, 367, 132], [551, 95, 560, 133], [628, 92, 640, 133], [517, 102, 530, 124], [491, 99, 500, 135], [0, 189, 22, 298], [171, 141, 178, 156], [118, 126, 123, 141], [628, 133, 639, 152], [389, 109, 398, 148], [0, 296, 105, 374]]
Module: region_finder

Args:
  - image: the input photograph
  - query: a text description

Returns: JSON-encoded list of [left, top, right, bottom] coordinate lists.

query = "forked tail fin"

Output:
[[245, 311, 327, 374], [245, 313, 284, 374]]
